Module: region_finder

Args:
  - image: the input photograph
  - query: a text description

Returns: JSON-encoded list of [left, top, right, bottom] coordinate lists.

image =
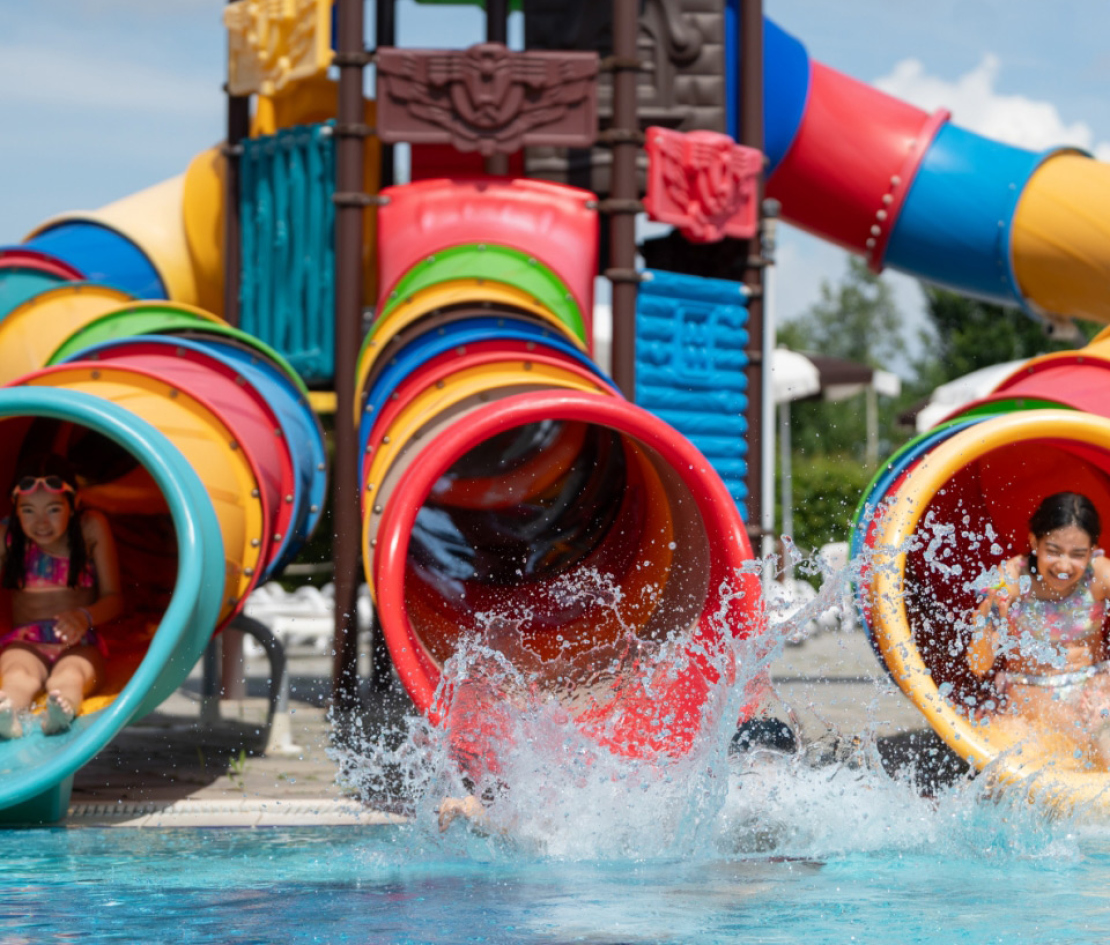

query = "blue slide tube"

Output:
[[0, 387, 225, 824], [883, 124, 1064, 307], [18, 222, 166, 300]]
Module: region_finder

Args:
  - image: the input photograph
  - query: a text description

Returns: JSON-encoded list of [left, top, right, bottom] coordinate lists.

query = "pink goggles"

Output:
[[11, 475, 75, 498]]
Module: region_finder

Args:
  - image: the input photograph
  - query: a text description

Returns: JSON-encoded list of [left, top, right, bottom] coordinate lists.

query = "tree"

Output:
[[911, 288, 1096, 393], [782, 256, 906, 368], [778, 258, 909, 461]]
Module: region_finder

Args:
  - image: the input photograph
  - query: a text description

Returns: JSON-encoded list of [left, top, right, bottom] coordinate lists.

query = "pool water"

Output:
[[7, 760, 1110, 945]]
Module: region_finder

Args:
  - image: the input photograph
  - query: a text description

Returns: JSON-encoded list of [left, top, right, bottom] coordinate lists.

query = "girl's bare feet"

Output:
[[41, 690, 75, 735], [0, 692, 22, 740]]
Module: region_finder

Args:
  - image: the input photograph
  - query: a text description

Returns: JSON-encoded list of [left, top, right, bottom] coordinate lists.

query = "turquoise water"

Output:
[[5, 818, 1110, 944]]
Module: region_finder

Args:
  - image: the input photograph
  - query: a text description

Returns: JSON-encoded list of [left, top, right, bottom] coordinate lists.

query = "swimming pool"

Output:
[[7, 759, 1110, 945]]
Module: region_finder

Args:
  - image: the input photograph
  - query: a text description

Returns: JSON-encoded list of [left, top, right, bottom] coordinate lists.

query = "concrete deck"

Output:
[[65, 629, 963, 827]]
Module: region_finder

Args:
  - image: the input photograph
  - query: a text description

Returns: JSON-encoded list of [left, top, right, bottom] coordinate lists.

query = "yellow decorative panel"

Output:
[[225, 0, 333, 97]]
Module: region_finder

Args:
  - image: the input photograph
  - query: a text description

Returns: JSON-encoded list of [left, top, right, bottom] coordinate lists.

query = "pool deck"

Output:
[[65, 628, 960, 827]]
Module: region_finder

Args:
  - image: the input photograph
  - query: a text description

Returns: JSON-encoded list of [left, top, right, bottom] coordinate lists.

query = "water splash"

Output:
[[333, 544, 1096, 864]]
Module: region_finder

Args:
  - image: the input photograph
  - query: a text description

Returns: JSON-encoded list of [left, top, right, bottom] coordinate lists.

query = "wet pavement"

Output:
[[66, 628, 966, 826]]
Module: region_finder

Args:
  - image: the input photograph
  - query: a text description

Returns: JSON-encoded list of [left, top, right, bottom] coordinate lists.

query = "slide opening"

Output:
[[886, 431, 1110, 726], [0, 416, 179, 717], [371, 393, 756, 742]]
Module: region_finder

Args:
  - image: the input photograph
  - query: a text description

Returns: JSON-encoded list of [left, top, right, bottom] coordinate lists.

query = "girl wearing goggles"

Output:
[[0, 454, 123, 738]]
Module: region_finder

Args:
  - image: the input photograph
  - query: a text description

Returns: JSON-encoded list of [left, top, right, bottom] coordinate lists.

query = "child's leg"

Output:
[[42, 647, 102, 734], [0, 646, 49, 738]]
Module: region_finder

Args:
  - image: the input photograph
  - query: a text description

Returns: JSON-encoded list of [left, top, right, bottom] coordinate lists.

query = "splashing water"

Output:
[[333, 546, 1101, 867]]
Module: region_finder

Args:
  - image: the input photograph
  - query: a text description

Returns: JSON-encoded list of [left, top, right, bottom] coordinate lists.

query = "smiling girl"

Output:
[[969, 492, 1110, 765], [0, 455, 123, 738]]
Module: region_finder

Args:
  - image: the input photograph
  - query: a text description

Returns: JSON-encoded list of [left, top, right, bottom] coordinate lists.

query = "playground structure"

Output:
[[5, 0, 1110, 822]]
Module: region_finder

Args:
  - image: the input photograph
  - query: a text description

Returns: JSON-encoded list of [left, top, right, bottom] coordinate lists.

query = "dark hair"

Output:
[[1029, 492, 1101, 544], [2, 454, 86, 589]]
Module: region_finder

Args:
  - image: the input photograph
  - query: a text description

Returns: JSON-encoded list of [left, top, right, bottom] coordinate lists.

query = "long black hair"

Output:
[[2, 454, 87, 589], [1028, 492, 1101, 575]]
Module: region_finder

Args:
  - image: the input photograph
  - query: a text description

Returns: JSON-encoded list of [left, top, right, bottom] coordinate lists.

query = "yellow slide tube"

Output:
[[1011, 152, 1110, 324], [869, 409, 1110, 814]]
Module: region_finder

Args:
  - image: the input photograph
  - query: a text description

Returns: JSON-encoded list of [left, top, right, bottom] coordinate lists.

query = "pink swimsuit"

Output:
[[0, 542, 106, 664]]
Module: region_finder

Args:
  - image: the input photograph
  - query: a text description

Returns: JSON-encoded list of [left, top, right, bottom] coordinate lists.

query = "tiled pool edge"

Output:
[[67, 799, 409, 828]]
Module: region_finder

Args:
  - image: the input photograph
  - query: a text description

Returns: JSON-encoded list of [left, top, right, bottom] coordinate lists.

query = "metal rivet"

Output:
[[310, 504, 320, 513], [91, 370, 101, 380], [251, 539, 261, 547], [273, 533, 282, 541], [382, 436, 391, 444], [870, 224, 882, 236], [285, 494, 293, 503], [436, 380, 445, 389], [317, 463, 326, 471], [374, 505, 383, 514], [251, 488, 260, 498], [244, 567, 255, 576], [523, 362, 533, 371], [371, 538, 377, 548]]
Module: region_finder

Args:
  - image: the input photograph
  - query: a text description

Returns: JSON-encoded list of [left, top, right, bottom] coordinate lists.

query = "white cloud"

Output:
[[875, 54, 1110, 159]]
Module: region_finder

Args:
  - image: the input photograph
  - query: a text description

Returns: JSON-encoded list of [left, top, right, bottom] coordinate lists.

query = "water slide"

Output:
[[0, 199, 327, 821], [9, 9, 1110, 816], [741, 20, 1110, 804]]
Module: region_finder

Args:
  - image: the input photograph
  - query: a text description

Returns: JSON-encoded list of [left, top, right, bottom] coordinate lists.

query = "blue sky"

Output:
[[3, 0, 1110, 367]]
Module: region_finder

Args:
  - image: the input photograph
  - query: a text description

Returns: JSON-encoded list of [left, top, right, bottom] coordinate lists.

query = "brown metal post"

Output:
[[484, 0, 511, 176], [217, 1, 253, 699], [332, 0, 367, 710], [376, 0, 396, 189], [739, 0, 765, 540], [222, 94, 250, 329], [608, 0, 640, 398]]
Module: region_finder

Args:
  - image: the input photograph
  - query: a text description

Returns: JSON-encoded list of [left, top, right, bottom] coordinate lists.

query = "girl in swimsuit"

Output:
[[0, 455, 123, 738], [968, 492, 1110, 767]]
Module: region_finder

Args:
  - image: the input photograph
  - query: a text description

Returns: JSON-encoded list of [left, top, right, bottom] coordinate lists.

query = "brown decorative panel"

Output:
[[376, 44, 600, 156], [524, 0, 728, 195], [644, 127, 761, 242]]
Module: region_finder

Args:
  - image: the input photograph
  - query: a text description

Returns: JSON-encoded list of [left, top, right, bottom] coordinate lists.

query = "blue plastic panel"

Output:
[[726, 11, 810, 173], [884, 123, 1049, 308], [240, 123, 336, 384], [23, 223, 164, 300], [635, 269, 750, 517]]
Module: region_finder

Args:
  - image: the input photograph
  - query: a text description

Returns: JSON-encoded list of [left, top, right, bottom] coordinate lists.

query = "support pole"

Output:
[[376, 0, 396, 189], [739, 0, 766, 542], [760, 203, 779, 592], [484, 0, 511, 176], [608, 0, 640, 398], [332, 0, 367, 710], [222, 1, 250, 329]]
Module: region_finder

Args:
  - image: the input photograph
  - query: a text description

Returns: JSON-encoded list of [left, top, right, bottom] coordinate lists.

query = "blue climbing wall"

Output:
[[240, 123, 336, 384], [635, 269, 750, 518]]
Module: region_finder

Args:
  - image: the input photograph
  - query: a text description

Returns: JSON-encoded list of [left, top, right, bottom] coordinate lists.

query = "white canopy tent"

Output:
[[910, 359, 1029, 433]]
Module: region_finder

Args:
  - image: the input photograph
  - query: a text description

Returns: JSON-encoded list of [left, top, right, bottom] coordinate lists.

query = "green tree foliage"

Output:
[[778, 257, 910, 461], [777, 454, 875, 555], [911, 288, 1096, 393], [781, 257, 906, 367]]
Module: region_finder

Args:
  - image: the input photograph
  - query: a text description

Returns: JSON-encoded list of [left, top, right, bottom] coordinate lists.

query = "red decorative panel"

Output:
[[643, 127, 762, 243], [376, 43, 599, 156]]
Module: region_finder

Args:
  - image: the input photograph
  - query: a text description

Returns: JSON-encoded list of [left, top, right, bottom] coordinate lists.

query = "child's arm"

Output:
[[967, 558, 1019, 677]]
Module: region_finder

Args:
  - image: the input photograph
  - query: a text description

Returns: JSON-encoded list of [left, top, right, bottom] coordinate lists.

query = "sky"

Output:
[[3, 0, 1110, 376]]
